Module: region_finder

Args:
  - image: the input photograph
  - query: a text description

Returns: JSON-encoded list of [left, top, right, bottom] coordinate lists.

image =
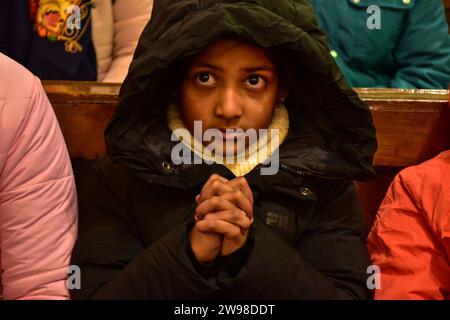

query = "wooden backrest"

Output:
[[44, 82, 120, 160], [43, 81, 450, 229], [355, 88, 450, 228]]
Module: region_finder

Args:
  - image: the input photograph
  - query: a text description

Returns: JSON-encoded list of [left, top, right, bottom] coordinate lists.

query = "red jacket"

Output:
[[368, 151, 450, 299]]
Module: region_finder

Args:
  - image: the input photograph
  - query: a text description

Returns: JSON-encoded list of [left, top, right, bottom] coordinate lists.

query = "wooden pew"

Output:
[[355, 88, 450, 229], [43, 81, 450, 230], [43, 81, 119, 160]]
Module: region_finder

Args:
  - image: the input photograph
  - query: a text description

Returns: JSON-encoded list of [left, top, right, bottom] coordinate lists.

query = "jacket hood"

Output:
[[105, 0, 377, 188]]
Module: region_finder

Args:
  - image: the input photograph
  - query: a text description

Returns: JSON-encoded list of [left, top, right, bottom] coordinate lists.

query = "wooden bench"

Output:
[[43, 81, 450, 231], [355, 88, 450, 229]]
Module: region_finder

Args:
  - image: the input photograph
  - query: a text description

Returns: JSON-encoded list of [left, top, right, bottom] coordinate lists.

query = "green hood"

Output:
[[105, 0, 377, 187]]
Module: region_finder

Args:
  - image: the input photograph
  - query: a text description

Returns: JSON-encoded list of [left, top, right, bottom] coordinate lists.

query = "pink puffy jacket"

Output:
[[0, 54, 78, 300], [93, 0, 154, 82]]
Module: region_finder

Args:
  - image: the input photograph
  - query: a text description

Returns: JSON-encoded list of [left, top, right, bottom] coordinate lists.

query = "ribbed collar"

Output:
[[167, 103, 289, 177]]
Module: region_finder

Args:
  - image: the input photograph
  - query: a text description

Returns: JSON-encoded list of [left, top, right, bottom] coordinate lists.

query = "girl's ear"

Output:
[[278, 88, 288, 105], [171, 91, 179, 102], [171, 89, 182, 105], [278, 65, 292, 104]]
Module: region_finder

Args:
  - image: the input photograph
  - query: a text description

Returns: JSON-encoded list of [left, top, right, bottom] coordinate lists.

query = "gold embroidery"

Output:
[[33, 0, 94, 53]]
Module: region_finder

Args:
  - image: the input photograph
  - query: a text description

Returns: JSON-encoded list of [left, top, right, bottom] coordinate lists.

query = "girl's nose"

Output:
[[214, 87, 243, 120]]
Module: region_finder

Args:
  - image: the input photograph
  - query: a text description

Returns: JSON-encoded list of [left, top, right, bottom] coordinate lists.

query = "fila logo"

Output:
[[265, 212, 289, 230]]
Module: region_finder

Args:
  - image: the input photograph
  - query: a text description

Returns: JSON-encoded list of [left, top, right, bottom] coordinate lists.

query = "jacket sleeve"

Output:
[[391, 0, 450, 89], [100, 0, 153, 83], [70, 160, 220, 299], [367, 171, 450, 300], [0, 75, 77, 300], [218, 181, 371, 300]]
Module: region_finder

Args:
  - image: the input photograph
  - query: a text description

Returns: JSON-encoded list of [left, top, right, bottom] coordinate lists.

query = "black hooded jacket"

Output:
[[70, 0, 377, 300]]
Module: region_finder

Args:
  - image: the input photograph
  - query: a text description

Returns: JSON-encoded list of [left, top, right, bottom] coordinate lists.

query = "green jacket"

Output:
[[309, 0, 450, 89]]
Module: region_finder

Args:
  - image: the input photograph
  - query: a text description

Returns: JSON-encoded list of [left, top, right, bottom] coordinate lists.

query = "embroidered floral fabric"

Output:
[[0, 0, 97, 80], [28, 0, 94, 53]]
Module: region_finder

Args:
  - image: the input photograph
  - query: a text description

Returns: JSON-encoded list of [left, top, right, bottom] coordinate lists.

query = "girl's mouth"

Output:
[[219, 128, 245, 141]]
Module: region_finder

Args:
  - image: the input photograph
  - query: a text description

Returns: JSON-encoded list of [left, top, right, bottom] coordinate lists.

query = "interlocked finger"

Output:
[[200, 174, 229, 198], [196, 219, 243, 239], [197, 178, 234, 204], [202, 210, 252, 230], [195, 196, 235, 221], [227, 177, 254, 206]]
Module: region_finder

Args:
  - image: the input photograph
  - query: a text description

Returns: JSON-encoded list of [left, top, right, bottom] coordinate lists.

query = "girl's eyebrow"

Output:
[[191, 63, 224, 71], [242, 66, 275, 73]]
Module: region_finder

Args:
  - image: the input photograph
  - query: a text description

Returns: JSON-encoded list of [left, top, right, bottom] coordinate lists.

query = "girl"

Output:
[[71, 0, 377, 299]]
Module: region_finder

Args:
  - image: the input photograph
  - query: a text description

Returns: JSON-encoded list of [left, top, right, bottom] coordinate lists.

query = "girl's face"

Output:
[[180, 39, 285, 155]]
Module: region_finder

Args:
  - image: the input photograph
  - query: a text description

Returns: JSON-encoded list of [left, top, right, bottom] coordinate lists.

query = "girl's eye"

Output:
[[195, 73, 216, 86], [245, 75, 266, 89]]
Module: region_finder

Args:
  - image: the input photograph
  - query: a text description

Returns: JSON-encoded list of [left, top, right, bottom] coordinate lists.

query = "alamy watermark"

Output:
[[171, 121, 280, 176], [66, 5, 81, 30], [367, 5, 381, 30], [67, 265, 81, 290], [367, 265, 381, 290]]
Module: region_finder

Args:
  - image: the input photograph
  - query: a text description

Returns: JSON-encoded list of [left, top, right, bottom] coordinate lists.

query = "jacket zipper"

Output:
[[259, 163, 345, 180]]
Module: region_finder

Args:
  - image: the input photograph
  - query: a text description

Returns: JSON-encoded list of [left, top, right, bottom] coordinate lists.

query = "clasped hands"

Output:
[[189, 174, 254, 264]]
